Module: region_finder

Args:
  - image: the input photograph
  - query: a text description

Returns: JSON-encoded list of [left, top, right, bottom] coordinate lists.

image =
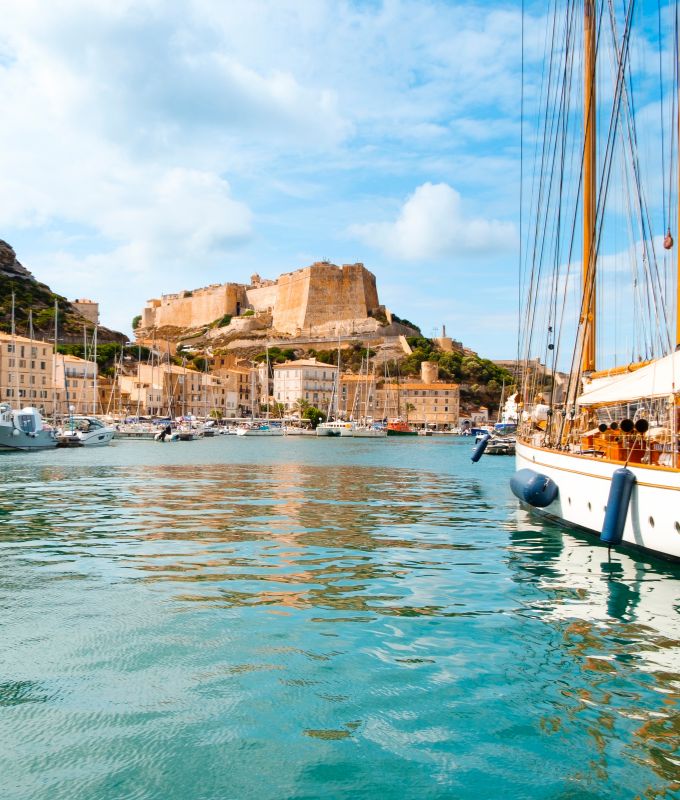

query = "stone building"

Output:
[[116, 363, 236, 418], [0, 333, 57, 415], [140, 261, 382, 337], [71, 299, 100, 325], [55, 354, 98, 415], [273, 358, 337, 412], [341, 361, 460, 429]]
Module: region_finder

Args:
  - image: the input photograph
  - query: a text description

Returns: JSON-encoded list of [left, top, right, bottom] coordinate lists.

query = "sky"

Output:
[[0, 0, 606, 358]]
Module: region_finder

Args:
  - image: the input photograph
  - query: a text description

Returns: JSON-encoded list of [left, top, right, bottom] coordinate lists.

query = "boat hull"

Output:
[[515, 440, 680, 561], [0, 426, 57, 451]]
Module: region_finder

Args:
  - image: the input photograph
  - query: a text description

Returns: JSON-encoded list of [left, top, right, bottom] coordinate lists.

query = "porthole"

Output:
[[675, 521, 680, 534], [648, 516, 655, 528], [588, 502, 592, 511]]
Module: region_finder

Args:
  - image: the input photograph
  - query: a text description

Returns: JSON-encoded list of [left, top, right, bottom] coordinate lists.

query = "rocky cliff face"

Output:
[[0, 240, 125, 343], [0, 240, 35, 281]]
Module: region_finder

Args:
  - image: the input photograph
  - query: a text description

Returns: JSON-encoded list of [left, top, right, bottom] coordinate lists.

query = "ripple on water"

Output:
[[0, 453, 679, 800]]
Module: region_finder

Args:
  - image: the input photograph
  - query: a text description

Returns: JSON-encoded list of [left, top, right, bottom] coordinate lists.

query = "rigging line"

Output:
[[518, 0, 525, 372], [547, 2, 579, 422], [659, 0, 667, 229], [615, 4, 672, 355], [555, 0, 607, 423], [522, 0, 561, 366], [575, 0, 635, 379], [524, 1, 577, 373]]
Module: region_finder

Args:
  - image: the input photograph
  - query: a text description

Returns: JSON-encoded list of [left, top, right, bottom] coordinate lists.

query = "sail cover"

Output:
[[577, 351, 680, 406]]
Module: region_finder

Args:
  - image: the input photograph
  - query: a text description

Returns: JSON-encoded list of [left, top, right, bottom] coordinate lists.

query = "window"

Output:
[[20, 346, 25, 357], [31, 347, 37, 357], [19, 360, 26, 368], [6, 343, 14, 353], [31, 361, 35, 369]]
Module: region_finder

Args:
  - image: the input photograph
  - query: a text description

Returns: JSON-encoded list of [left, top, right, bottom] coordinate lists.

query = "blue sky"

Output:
[[0, 1, 611, 358]]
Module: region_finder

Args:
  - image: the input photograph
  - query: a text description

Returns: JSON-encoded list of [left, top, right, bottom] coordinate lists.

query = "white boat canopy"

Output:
[[577, 350, 680, 406]]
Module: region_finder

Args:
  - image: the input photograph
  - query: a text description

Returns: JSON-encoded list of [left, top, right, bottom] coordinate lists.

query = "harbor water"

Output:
[[1, 436, 678, 799]]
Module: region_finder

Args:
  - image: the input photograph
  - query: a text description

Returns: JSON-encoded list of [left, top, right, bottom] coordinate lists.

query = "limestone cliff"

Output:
[[0, 240, 125, 343]]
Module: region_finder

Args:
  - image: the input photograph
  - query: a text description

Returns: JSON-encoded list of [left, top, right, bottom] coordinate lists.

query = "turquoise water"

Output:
[[0, 436, 678, 799]]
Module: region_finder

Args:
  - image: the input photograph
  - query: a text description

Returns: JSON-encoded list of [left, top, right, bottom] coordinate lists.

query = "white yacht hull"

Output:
[[353, 428, 387, 438], [515, 440, 680, 561]]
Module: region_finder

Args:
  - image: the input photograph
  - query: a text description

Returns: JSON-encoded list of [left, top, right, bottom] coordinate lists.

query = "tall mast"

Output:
[[582, 0, 597, 372], [677, 11, 680, 350]]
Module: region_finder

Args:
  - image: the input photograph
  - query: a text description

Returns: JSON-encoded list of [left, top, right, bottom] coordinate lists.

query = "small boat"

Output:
[[56, 416, 115, 447], [353, 424, 387, 438], [386, 420, 417, 436], [316, 420, 356, 437], [0, 404, 57, 451], [418, 429, 433, 437], [154, 425, 179, 442], [486, 436, 515, 456], [236, 422, 284, 436]]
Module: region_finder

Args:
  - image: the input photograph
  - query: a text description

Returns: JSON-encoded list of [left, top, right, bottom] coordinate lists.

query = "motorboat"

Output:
[[56, 416, 115, 447], [0, 404, 57, 451]]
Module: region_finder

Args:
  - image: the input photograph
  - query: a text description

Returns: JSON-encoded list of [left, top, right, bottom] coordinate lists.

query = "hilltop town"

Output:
[[0, 245, 514, 428]]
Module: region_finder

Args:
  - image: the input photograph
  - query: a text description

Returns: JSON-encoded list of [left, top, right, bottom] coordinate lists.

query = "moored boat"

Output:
[[0, 404, 57, 451], [56, 416, 115, 447], [386, 420, 417, 436], [511, 1, 680, 561]]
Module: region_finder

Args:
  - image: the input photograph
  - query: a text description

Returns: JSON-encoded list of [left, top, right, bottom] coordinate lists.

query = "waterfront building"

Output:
[[374, 381, 460, 429], [0, 332, 57, 415], [273, 358, 337, 412], [55, 354, 98, 415], [209, 356, 252, 416], [117, 363, 234, 418]]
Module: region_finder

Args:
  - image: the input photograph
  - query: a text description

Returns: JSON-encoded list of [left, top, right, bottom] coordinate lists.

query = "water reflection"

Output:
[[508, 510, 680, 790], [1, 463, 501, 620], [0, 455, 679, 798]]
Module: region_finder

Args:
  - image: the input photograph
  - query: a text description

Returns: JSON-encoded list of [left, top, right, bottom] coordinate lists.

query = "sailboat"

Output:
[[511, 1, 680, 560], [236, 347, 284, 436]]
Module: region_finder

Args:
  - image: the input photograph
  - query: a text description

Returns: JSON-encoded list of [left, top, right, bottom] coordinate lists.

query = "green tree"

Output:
[[303, 406, 325, 428], [132, 315, 142, 330]]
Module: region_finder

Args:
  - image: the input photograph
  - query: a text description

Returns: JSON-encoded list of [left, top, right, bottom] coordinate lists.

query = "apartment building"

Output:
[[0, 333, 57, 414], [374, 381, 460, 428], [55, 354, 98, 415], [273, 359, 337, 412]]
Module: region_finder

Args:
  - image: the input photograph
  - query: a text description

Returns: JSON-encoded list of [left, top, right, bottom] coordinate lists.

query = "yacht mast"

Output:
[[582, 0, 597, 372]]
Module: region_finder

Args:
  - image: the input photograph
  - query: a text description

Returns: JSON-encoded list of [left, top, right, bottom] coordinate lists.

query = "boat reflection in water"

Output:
[[506, 510, 680, 790]]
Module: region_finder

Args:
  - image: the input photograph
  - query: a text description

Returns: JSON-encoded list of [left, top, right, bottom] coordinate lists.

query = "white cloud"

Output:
[[348, 183, 517, 261]]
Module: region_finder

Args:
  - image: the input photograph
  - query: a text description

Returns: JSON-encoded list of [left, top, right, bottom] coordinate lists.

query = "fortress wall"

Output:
[[272, 268, 311, 334], [150, 284, 245, 329], [246, 283, 278, 313], [303, 263, 379, 329]]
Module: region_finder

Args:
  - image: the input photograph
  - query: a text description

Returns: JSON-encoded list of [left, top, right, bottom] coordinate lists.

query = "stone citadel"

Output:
[[140, 261, 383, 337]]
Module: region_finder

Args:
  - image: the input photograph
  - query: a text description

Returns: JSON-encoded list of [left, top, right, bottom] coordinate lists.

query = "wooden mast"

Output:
[[582, 0, 597, 372], [677, 14, 680, 350]]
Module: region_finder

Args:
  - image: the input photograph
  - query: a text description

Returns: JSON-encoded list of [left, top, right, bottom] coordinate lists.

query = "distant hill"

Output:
[[0, 240, 125, 343]]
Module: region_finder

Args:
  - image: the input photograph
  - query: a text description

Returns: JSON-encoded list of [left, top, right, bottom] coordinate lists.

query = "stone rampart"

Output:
[[140, 261, 381, 337]]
